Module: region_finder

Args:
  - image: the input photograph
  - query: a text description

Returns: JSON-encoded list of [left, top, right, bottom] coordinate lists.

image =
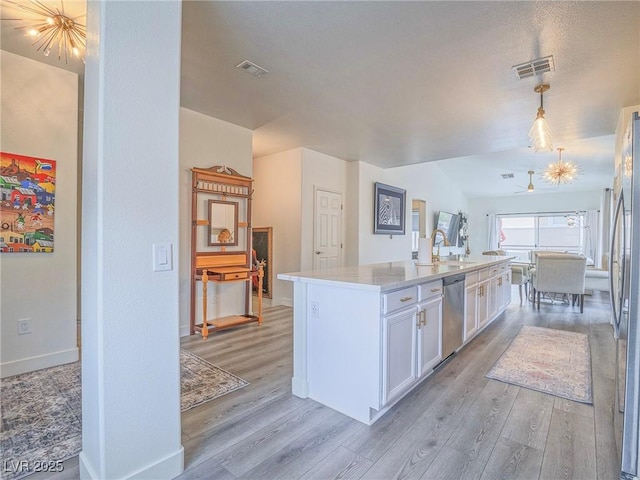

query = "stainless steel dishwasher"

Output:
[[442, 274, 465, 359]]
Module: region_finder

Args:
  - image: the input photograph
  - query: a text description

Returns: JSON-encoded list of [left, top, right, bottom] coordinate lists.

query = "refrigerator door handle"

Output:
[[611, 191, 624, 337]]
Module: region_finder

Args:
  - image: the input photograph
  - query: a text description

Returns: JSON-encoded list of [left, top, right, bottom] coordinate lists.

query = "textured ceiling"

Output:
[[3, 1, 639, 197], [180, 1, 640, 196]]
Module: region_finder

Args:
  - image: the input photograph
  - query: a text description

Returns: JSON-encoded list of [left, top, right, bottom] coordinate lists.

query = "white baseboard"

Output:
[[79, 451, 98, 480], [291, 377, 309, 397], [80, 446, 184, 480], [0, 347, 79, 378], [179, 323, 190, 337]]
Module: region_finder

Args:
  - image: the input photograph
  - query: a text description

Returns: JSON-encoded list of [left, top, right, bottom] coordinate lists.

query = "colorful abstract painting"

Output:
[[0, 152, 56, 253]]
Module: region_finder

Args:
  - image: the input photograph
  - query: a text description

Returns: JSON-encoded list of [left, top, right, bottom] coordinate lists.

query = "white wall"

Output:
[[80, 2, 183, 478], [300, 148, 349, 271], [468, 189, 604, 254], [178, 108, 253, 336], [253, 148, 302, 307], [0, 51, 79, 377], [356, 160, 469, 265], [345, 162, 361, 266]]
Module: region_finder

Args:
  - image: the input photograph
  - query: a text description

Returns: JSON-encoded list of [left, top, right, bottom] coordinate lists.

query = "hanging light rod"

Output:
[[528, 84, 553, 152], [527, 170, 535, 192]]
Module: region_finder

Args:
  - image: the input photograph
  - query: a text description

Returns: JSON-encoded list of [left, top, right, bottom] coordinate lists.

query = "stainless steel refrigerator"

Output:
[[611, 110, 640, 479]]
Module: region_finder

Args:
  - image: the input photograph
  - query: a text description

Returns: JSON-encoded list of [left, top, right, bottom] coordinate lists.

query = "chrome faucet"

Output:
[[431, 229, 451, 262]]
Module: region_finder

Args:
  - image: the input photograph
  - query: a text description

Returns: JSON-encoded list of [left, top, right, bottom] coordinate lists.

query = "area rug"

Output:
[[486, 325, 593, 404], [179, 349, 249, 411], [0, 349, 248, 480]]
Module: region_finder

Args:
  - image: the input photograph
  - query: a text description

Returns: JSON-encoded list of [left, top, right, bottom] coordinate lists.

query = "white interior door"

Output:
[[314, 188, 342, 269]]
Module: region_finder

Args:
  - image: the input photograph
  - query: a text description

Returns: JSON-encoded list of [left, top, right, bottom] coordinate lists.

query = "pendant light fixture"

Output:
[[543, 147, 579, 185], [528, 84, 553, 152], [527, 171, 535, 192]]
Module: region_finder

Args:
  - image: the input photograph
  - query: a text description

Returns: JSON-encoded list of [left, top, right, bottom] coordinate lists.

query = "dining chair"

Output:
[[531, 253, 587, 313]]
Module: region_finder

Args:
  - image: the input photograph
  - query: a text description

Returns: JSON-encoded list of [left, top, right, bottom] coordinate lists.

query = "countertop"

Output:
[[278, 255, 512, 293]]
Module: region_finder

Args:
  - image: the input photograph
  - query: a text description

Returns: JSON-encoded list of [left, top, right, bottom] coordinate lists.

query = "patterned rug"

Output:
[[0, 349, 248, 480], [486, 325, 593, 404]]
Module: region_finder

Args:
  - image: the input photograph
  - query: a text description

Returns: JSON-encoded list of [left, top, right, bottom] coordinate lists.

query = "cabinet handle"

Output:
[[416, 310, 423, 328], [430, 288, 440, 293], [421, 310, 427, 326], [400, 296, 413, 302]]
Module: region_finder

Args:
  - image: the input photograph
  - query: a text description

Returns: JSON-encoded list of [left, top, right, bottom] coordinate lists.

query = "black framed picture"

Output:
[[252, 227, 272, 298], [374, 182, 406, 235]]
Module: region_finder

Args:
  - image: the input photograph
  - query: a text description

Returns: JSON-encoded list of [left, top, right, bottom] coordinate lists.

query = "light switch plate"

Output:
[[152, 243, 173, 272]]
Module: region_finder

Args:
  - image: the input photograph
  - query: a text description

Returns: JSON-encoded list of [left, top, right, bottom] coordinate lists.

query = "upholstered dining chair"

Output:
[[531, 253, 587, 313], [482, 250, 530, 304]]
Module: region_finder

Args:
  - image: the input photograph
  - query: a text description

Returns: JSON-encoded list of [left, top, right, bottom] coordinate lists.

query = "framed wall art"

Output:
[[0, 152, 56, 253], [252, 227, 273, 298], [373, 182, 406, 235]]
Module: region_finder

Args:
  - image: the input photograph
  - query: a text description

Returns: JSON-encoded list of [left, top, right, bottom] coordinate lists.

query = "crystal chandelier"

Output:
[[543, 147, 579, 185], [528, 84, 553, 152], [4, 0, 86, 63]]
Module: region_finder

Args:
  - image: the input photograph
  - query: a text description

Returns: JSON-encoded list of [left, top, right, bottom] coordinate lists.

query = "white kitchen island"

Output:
[[278, 256, 512, 425]]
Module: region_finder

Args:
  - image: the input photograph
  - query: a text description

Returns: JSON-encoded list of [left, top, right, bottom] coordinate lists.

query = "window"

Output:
[[497, 212, 586, 262]]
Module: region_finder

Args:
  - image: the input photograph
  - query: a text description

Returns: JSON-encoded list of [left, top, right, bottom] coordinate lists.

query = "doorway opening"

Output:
[[411, 199, 427, 259]]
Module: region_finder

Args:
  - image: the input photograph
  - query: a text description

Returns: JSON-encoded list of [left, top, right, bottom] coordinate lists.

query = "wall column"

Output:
[[80, 1, 183, 478]]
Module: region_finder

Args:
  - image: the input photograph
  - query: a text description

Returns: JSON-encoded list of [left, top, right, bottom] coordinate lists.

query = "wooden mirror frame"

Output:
[[252, 227, 273, 298], [208, 199, 239, 246]]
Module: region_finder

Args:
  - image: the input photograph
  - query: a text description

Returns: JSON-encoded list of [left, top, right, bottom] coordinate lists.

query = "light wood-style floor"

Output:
[[175, 291, 621, 480], [40, 290, 621, 479]]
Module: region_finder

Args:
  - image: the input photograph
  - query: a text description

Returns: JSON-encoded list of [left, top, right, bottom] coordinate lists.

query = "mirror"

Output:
[[208, 200, 238, 246]]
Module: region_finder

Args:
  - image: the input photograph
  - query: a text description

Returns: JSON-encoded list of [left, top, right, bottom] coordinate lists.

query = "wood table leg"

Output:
[[257, 264, 264, 325], [202, 270, 209, 339]]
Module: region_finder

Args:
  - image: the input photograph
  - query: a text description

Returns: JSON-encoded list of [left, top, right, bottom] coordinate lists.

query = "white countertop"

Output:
[[278, 256, 511, 292]]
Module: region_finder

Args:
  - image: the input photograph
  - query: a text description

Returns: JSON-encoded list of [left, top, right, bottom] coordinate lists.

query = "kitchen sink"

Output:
[[439, 255, 476, 265], [438, 260, 476, 266]]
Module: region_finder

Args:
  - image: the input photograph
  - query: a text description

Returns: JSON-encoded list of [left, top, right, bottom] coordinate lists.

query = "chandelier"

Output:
[[3, 0, 86, 63], [528, 84, 553, 152], [543, 147, 579, 185]]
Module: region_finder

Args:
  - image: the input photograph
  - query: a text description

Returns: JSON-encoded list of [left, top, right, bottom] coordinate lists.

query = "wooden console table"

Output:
[[190, 166, 264, 339]]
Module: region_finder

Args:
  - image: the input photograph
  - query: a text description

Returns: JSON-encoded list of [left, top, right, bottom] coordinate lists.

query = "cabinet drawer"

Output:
[[490, 266, 500, 277], [383, 286, 418, 314], [465, 270, 479, 286], [478, 267, 490, 282], [418, 280, 443, 301], [221, 271, 249, 281]]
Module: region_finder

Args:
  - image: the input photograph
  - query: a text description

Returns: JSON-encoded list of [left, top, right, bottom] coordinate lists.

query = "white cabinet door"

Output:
[[464, 284, 478, 341], [502, 271, 512, 309], [417, 296, 442, 376], [489, 276, 500, 321], [477, 279, 490, 329], [382, 307, 418, 405]]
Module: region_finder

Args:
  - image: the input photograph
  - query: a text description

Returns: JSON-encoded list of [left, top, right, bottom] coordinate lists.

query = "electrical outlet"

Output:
[[18, 318, 31, 335], [310, 301, 319, 319]]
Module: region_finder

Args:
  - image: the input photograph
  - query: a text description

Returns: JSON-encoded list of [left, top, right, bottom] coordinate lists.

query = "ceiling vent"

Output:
[[512, 55, 555, 80], [501, 173, 515, 179], [236, 60, 269, 78]]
